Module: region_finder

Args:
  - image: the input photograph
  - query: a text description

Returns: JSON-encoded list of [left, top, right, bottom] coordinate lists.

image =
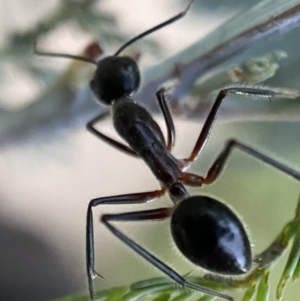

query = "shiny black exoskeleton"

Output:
[[34, 0, 300, 300], [171, 196, 251, 274]]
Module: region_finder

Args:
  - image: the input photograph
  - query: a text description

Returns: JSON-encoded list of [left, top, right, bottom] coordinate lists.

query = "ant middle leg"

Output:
[[185, 87, 290, 163], [202, 139, 300, 185], [86, 189, 165, 300], [181, 137, 300, 187], [101, 208, 234, 301]]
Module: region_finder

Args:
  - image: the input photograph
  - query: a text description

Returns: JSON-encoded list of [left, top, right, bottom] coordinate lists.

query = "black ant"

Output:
[[34, 1, 300, 300]]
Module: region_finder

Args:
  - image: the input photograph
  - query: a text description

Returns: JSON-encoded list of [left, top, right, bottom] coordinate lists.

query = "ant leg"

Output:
[[185, 87, 287, 163], [87, 113, 139, 158], [101, 209, 233, 301], [156, 88, 175, 151], [86, 189, 165, 301], [182, 137, 300, 186], [203, 139, 300, 185]]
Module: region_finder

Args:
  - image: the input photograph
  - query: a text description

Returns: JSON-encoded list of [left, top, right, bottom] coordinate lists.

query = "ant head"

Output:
[[35, 1, 195, 106], [90, 56, 140, 105], [171, 196, 251, 275]]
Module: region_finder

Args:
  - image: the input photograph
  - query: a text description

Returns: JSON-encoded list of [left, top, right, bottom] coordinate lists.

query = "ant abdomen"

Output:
[[171, 196, 252, 275], [90, 56, 140, 104]]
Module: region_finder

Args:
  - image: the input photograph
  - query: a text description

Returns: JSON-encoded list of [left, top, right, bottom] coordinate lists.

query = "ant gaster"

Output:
[[35, 1, 300, 300]]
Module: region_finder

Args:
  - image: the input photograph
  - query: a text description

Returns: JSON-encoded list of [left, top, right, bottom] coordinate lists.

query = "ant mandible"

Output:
[[34, 1, 300, 300]]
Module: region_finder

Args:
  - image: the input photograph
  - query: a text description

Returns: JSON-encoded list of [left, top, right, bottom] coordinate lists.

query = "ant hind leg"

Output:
[[101, 207, 233, 301], [86, 189, 165, 300]]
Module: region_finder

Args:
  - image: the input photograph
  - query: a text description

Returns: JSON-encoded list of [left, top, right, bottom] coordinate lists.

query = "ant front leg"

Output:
[[185, 87, 288, 163], [86, 113, 139, 157], [86, 189, 165, 301], [101, 208, 234, 301]]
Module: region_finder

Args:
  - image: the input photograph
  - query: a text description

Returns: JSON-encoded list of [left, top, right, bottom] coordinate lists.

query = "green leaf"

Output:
[[130, 277, 173, 290], [277, 229, 300, 299], [152, 292, 171, 301], [242, 283, 257, 301], [256, 270, 270, 301], [292, 255, 300, 280], [195, 294, 216, 301], [122, 283, 175, 301], [169, 291, 192, 301]]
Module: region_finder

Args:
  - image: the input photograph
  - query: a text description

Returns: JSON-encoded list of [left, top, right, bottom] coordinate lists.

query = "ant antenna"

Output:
[[34, 0, 195, 64], [113, 0, 196, 56], [33, 39, 97, 65]]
